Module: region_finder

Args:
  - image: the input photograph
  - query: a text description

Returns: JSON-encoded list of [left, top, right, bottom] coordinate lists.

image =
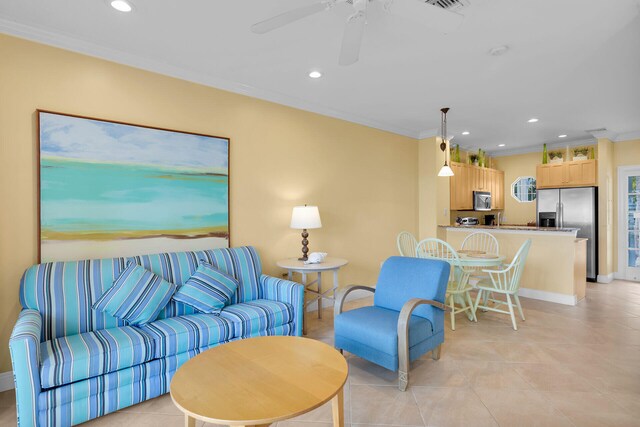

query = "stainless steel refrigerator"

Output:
[[537, 187, 598, 281]]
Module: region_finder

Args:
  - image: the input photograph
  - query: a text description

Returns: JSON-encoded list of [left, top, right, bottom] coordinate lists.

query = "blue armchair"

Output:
[[334, 256, 450, 391]]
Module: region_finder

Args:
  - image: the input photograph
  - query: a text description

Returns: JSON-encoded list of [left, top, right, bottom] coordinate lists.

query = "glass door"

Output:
[[621, 169, 640, 281]]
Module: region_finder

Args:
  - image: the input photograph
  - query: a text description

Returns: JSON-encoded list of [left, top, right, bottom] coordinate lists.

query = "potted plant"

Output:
[[542, 144, 548, 164], [548, 150, 563, 163], [573, 146, 589, 161]]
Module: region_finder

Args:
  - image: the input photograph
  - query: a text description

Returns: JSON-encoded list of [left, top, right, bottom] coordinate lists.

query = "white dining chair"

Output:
[[461, 231, 499, 256], [462, 231, 500, 305], [416, 238, 476, 330], [397, 231, 418, 257], [473, 239, 532, 330]]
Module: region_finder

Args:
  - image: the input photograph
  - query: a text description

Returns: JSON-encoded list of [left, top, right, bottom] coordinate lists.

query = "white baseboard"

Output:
[[613, 272, 625, 280], [0, 371, 14, 392], [518, 287, 578, 306], [305, 288, 372, 312], [597, 273, 614, 283]]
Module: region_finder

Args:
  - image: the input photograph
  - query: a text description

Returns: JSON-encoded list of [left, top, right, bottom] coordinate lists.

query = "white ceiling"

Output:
[[1, 0, 639, 154]]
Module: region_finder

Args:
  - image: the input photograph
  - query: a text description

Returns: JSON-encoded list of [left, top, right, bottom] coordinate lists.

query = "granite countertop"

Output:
[[439, 224, 580, 233]]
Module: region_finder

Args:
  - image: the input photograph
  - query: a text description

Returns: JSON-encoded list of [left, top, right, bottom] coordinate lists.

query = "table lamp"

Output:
[[290, 205, 322, 261]]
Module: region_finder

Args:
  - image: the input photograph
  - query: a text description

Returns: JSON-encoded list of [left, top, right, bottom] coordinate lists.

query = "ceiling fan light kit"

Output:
[[251, 0, 466, 66]]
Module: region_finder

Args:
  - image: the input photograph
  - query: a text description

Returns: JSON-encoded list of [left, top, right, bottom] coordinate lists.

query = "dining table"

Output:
[[417, 248, 507, 321]]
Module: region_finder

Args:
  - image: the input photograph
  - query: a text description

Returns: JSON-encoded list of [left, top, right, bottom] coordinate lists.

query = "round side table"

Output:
[[276, 257, 348, 335]]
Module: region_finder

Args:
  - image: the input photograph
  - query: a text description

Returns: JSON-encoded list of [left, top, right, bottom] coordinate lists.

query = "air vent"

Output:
[[425, 0, 470, 11]]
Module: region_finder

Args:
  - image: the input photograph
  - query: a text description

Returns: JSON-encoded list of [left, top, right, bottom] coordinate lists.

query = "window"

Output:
[[511, 176, 537, 202]]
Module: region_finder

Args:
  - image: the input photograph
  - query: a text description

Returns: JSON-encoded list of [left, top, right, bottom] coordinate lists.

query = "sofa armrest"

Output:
[[9, 309, 42, 427], [260, 274, 304, 336]]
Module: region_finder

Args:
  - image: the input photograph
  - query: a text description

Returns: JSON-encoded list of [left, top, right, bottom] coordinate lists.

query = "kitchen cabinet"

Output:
[[490, 169, 505, 209], [450, 162, 473, 210], [536, 159, 597, 189], [449, 162, 504, 210]]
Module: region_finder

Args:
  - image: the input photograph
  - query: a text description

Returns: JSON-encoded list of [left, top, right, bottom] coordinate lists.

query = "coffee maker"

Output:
[[484, 214, 495, 226]]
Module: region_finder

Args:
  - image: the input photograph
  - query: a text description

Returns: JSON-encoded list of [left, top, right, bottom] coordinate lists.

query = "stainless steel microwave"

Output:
[[473, 191, 492, 211]]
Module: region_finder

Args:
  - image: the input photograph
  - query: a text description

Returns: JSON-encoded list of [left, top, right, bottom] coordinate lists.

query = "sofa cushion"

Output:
[[40, 325, 155, 389], [139, 313, 233, 358], [93, 263, 176, 326], [220, 299, 294, 339], [334, 306, 434, 357], [130, 247, 262, 312], [172, 262, 239, 314]]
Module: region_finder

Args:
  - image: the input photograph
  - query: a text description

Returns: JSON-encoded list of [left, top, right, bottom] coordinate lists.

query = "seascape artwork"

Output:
[[38, 111, 229, 262]]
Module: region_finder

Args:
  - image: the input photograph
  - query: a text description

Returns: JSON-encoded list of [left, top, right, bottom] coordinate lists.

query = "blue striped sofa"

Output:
[[9, 246, 304, 427]]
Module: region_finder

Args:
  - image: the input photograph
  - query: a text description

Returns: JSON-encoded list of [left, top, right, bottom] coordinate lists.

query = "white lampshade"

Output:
[[438, 164, 454, 177], [290, 205, 322, 229]]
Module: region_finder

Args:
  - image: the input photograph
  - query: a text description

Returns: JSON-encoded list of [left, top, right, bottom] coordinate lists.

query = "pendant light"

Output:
[[438, 107, 454, 177]]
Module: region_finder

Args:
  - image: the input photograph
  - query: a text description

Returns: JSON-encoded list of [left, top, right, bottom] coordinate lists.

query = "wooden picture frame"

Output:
[[37, 110, 230, 262]]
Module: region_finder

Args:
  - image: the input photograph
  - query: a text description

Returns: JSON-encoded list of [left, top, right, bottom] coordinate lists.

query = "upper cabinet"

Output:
[[450, 163, 504, 210], [536, 159, 597, 189]]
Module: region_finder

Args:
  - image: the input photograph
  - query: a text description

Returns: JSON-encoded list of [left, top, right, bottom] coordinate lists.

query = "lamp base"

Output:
[[298, 229, 309, 261]]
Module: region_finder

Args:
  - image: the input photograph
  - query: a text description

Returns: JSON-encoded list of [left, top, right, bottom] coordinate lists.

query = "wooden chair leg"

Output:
[[398, 323, 410, 391], [465, 291, 477, 322], [449, 294, 456, 331], [431, 344, 442, 360], [474, 289, 483, 312], [506, 293, 518, 330], [457, 292, 471, 321], [513, 294, 525, 321]]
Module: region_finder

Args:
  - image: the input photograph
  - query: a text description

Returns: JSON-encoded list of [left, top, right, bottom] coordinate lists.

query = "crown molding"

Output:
[[485, 136, 597, 157], [0, 19, 420, 139], [417, 128, 439, 140], [614, 130, 640, 142]]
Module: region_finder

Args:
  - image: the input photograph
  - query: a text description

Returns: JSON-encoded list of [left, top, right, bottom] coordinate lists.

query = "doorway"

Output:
[[618, 166, 640, 281]]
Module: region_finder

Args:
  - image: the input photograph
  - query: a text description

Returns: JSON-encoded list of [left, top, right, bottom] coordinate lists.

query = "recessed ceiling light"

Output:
[[498, 144, 506, 147], [558, 134, 567, 138], [462, 131, 470, 135], [528, 118, 539, 123], [110, 0, 133, 12], [308, 71, 323, 79]]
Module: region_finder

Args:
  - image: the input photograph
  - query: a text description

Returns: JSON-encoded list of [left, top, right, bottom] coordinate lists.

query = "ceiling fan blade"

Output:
[[339, 12, 366, 66], [386, 0, 464, 33], [251, 1, 333, 34]]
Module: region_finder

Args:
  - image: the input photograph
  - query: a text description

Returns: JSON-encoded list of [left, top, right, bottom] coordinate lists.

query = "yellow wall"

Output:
[[612, 139, 640, 272], [493, 152, 540, 225], [0, 34, 419, 372], [418, 137, 450, 239], [598, 138, 615, 276]]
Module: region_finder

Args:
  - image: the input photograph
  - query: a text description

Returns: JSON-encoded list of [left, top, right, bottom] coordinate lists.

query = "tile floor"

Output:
[[1, 280, 639, 426]]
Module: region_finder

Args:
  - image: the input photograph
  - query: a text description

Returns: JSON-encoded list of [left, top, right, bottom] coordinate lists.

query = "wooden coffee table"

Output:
[[170, 336, 348, 427]]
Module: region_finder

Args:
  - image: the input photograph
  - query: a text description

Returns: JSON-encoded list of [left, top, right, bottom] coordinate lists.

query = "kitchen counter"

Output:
[[439, 225, 579, 235], [438, 226, 587, 305]]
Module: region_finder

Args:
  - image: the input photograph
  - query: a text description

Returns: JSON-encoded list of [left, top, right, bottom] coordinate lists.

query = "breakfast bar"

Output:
[[438, 225, 587, 305]]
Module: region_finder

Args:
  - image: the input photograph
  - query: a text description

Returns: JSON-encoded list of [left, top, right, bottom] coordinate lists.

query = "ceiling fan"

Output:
[[251, 0, 467, 66]]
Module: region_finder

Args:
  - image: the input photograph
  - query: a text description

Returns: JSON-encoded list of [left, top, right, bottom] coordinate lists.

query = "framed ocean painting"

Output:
[[38, 111, 230, 262]]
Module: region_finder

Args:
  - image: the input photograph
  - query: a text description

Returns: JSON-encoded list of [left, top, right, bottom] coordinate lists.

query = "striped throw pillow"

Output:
[[172, 261, 239, 314], [92, 262, 176, 325]]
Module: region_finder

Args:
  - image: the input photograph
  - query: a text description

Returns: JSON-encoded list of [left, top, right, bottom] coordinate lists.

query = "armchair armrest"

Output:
[[260, 274, 304, 336], [9, 309, 42, 427], [334, 285, 376, 317], [480, 268, 512, 291], [397, 298, 450, 391]]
